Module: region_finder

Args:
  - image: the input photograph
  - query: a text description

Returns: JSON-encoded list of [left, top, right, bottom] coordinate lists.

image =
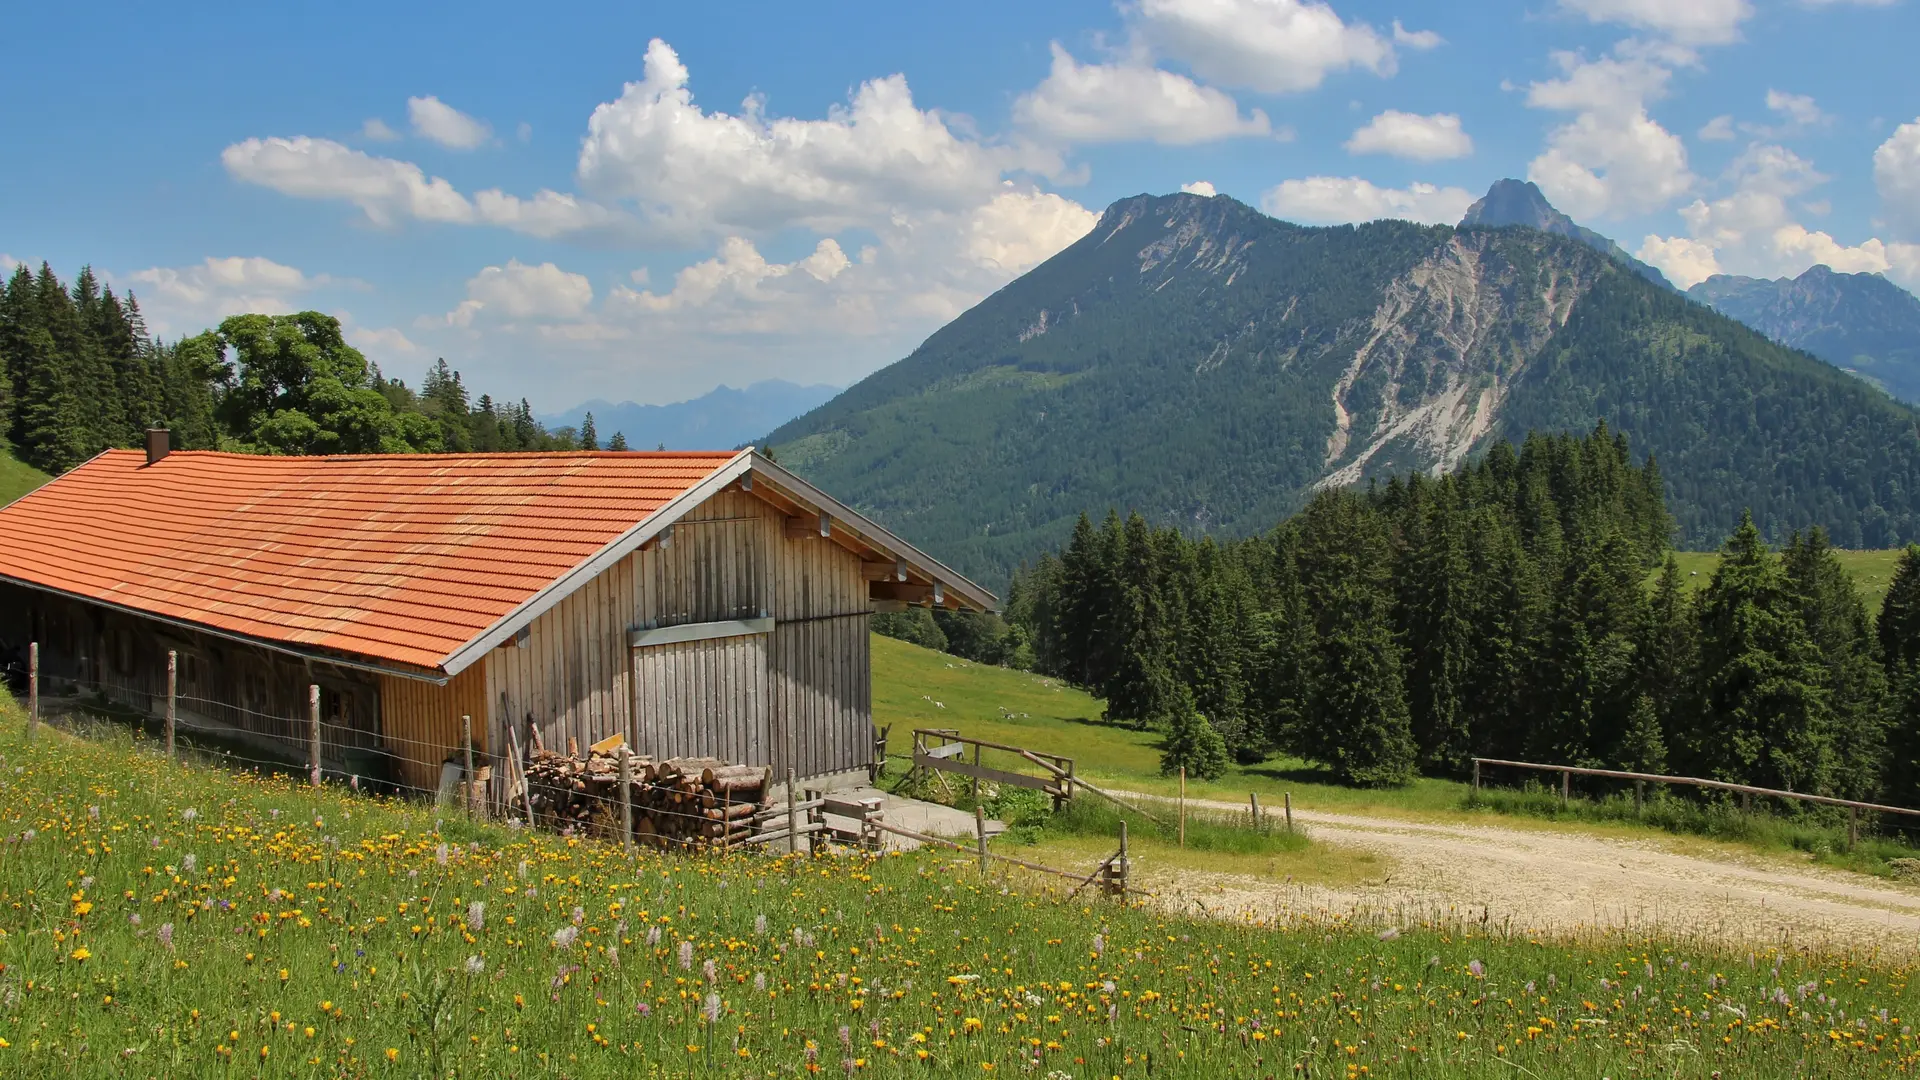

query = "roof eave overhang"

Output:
[[0, 573, 452, 685], [436, 448, 998, 678]]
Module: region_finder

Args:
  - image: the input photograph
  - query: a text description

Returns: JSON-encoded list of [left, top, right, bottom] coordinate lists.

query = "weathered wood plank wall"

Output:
[[378, 663, 488, 795], [484, 487, 873, 781]]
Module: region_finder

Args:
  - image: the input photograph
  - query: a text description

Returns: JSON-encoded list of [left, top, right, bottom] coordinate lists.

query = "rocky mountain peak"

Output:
[[1458, 179, 1674, 290]]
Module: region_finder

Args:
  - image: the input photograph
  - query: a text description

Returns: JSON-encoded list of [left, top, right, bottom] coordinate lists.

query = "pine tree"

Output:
[[579, 412, 598, 451], [1534, 530, 1646, 767], [1695, 511, 1832, 792], [607, 431, 629, 451], [1462, 509, 1545, 761], [16, 264, 91, 472], [1159, 684, 1230, 781]]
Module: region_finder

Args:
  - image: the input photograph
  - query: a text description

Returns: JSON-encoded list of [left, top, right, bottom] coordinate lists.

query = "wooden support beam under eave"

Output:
[[861, 560, 909, 582], [870, 580, 949, 607]]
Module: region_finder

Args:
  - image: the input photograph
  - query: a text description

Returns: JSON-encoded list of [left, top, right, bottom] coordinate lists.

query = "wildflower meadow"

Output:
[[0, 716, 1914, 1077]]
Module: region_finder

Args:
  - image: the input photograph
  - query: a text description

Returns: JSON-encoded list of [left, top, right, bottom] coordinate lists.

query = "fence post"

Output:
[[1178, 766, 1186, 849], [1560, 770, 1570, 804], [1471, 758, 1480, 795], [1634, 779, 1644, 814], [165, 650, 177, 763], [786, 768, 799, 856], [1114, 819, 1129, 898], [1284, 791, 1293, 835], [26, 643, 37, 740], [461, 714, 476, 820], [1849, 806, 1859, 850], [618, 747, 634, 855], [975, 802, 988, 877], [1249, 792, 1261, 831], [307, 685, 321, 788]]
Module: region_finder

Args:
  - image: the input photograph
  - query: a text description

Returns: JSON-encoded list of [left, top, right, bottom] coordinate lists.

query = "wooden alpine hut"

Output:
[[0, 432, 994, 798]]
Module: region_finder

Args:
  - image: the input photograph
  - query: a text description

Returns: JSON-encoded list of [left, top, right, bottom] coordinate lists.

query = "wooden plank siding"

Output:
[[377, 663, 488, 795], [482, 487, 874, 783]]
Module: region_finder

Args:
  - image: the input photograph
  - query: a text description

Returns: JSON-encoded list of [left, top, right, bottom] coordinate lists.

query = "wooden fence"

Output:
[[1472, 756, 1920, 845], [906, 728, 1076, 808]]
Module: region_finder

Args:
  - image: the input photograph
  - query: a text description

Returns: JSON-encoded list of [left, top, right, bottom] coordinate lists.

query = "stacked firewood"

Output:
[[518, 738, 771, 848]]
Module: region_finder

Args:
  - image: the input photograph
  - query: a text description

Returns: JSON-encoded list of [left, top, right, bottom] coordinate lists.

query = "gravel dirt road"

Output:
[[1128, 793, 1920, 955]]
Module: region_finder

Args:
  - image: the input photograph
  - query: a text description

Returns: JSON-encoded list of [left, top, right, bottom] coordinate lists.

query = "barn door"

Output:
[[631, 631, 771, 767]]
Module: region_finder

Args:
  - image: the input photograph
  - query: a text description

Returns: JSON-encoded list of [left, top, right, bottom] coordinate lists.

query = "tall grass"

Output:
[[2, 704, 1917, 1076]]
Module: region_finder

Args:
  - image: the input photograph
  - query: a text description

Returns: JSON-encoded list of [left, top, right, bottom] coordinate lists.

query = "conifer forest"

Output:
[[991, 426, 1920, 803]]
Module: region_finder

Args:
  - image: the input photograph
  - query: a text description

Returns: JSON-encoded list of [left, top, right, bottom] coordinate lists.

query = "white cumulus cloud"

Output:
[[1134, 0, 1396, 93], [361, 118, 400, 142], [1876, 118, 1920, 240], [1558, 0, 1753, 44], [408, 96, 492, 150], [576, 38, 1043, 237], [221, 136, 626, 240], [1523, 47, 1694, 219], [122, 256, 337, 336], [1391, 20, 1444, 49], [1639, 142, 1920, 289], [1181, 180, 1218, 196], [1262, 177, 1474, 225], [1013, 44, 1270, 145], [1699, 115, 1736, 141], [445, 259, 594, 326], [1345, 110, 1472, 160]]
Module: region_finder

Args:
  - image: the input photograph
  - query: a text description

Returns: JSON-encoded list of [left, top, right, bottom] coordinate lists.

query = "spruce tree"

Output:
[[1159, 684, 1230, 781], [1785, 528, 1888, 800], [607, 431, 629, 451], [1880, 544, 1920, 673], [1695, 511, 1832, 792], [1183, 539, 1251, 757], [1619, 694, 1668, 774], [1400, 483, 1475, 774], [1640, 556, 1701, 772], [1103, 512, 1176, 727], [579, 412, 598, 451], [1295, 492, 1416, 787]]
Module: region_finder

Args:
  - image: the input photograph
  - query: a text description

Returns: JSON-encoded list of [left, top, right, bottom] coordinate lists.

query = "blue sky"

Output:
[[4, 0, 1917, 411]]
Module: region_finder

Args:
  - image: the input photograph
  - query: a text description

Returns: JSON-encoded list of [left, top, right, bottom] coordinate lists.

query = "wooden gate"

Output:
[[631, 631, 771, 766]]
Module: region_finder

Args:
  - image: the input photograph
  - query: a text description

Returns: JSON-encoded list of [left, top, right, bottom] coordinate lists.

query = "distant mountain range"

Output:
[[544, 380, 839, 451], [1688, 265, 1920, 404], [767, 181, 1920, 584], [1458, 178, 1674, 289]]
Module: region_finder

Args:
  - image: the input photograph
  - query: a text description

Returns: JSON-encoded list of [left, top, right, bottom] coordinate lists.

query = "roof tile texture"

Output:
[[0, 450, 737, 670]]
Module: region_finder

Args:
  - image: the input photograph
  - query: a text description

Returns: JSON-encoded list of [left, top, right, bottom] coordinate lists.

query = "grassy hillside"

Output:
[[873, 634, 1469, 813], [1666, 548, 1904, 614], [0, 449, 50, 506], [4, 704, 1913, 1077]]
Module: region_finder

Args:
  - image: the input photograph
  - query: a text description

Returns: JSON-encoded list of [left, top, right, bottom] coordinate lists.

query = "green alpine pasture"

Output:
[[2, 701, 1916, 1078]]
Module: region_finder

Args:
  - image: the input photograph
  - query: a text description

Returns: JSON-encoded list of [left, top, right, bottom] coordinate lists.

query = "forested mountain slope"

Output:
[[768, 192, 1920, 584]]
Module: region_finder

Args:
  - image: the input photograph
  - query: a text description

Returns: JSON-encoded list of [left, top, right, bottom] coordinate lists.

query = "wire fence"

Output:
[[5, 642, 802, 852]]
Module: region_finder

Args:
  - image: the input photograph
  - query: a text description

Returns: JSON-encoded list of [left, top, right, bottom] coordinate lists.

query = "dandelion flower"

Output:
[[465, 956, 484, 976]]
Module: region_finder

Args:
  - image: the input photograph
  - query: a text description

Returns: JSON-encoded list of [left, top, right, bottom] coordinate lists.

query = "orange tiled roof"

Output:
[[0, 449, 739, 672]]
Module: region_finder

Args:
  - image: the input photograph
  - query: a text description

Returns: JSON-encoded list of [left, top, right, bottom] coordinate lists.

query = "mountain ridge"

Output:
[[1687, 264, 1920, 403], [769, 190, 1920, 585], [544, 379, 838, 450], [1457, 178, 1674, 289]]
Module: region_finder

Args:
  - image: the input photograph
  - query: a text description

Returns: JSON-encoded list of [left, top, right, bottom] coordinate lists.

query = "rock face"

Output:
[[767, 192, 1920, 583], [1689, 264, 1920, 403], [1458, 178, 1674, 290]]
